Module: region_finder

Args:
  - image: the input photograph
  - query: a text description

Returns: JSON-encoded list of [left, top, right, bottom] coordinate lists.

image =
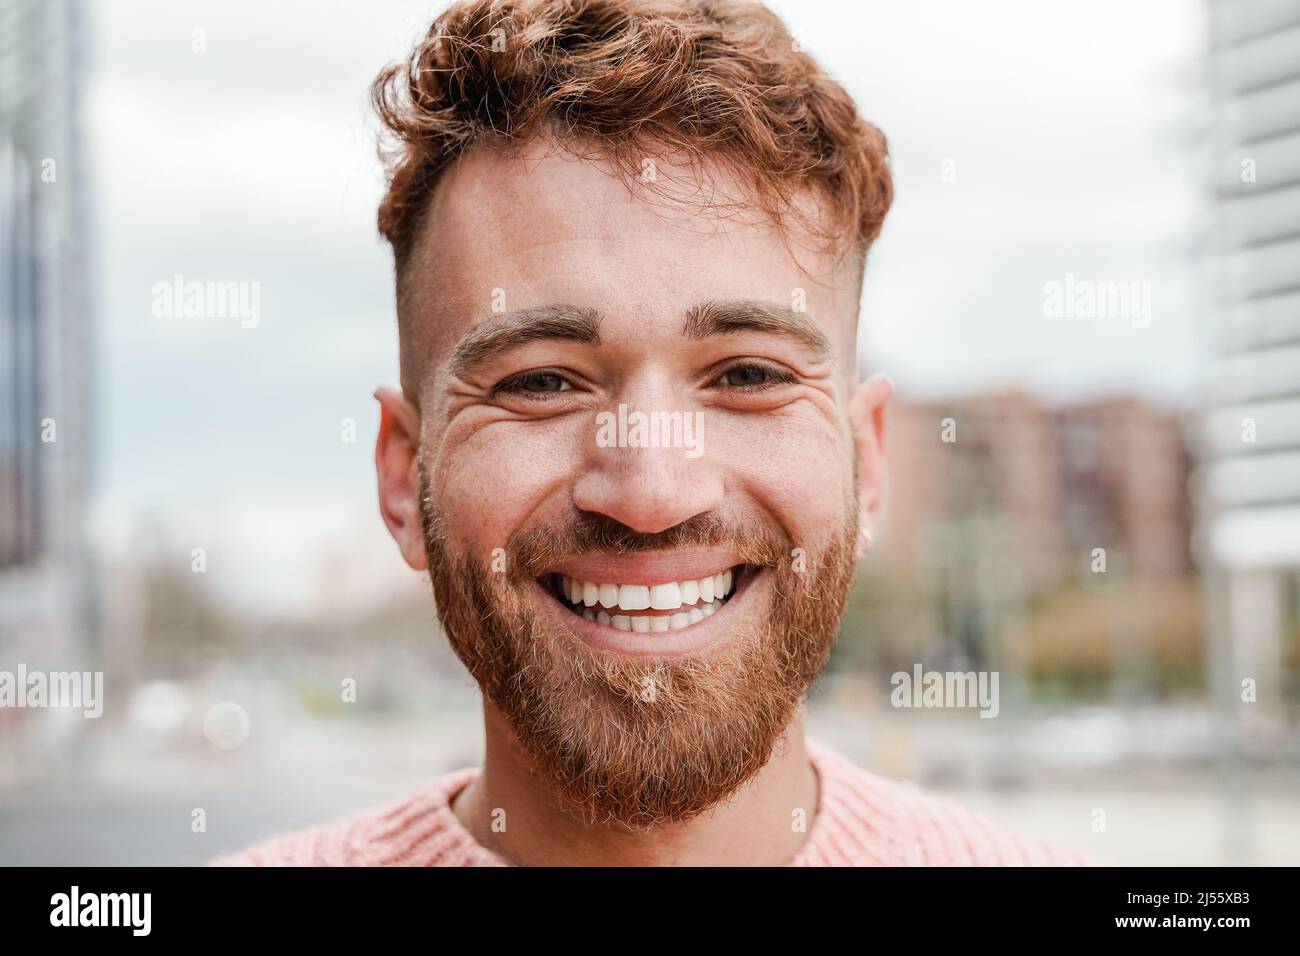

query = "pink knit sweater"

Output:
[[213, 739, 1091, 866]]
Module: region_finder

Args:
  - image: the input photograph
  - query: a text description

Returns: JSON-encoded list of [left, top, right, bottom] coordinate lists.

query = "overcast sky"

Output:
[[84, 0, 1208, 613]]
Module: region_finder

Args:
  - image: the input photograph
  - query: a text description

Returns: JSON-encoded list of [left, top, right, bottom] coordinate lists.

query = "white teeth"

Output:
[[680, 579, 699, 606], [618, 584, 651, 611], [649, 582, 682, 611], [558, 571, 736, 628], [581, 600, 725, 632]]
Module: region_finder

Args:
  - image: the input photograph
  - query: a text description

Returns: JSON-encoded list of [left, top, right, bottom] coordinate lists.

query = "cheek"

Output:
[[431, 418, 583, 552], [708, 410, 854, 547], [427, 406, 854, 553]]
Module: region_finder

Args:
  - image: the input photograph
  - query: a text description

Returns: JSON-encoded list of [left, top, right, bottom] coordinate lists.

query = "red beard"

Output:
[[420, 469, 858, 828]]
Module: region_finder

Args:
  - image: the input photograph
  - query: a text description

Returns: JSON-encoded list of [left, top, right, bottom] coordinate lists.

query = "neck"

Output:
[[452, 702, 818, 866]]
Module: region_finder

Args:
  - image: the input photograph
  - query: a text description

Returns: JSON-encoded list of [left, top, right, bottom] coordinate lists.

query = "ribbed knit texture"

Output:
[[212, 739, 1092, 866]]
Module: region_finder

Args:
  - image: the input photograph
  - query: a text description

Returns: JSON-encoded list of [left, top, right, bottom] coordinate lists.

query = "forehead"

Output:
[[402, 138, 859, 370]]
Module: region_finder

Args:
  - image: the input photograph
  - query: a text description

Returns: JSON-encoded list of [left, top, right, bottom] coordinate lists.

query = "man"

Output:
[[217, 0, 1086, 866]]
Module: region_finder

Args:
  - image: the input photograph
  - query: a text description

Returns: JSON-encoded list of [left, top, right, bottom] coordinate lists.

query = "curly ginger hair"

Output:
[[371, 0, 893, 282]]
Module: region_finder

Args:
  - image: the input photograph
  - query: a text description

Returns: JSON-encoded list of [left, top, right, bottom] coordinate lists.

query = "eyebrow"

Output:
[[448, 306, 603, 378], [681, 300, 833, 358]]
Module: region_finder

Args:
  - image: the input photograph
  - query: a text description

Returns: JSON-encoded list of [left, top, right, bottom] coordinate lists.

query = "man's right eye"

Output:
[[493, 370, 573, 396]]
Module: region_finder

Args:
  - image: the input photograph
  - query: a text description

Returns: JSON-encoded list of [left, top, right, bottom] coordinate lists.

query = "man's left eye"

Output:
[[495, 371, 572, 395], [716, 363, 795, 390]]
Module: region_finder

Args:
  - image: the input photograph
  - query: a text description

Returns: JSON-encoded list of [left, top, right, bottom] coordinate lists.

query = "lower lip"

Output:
[[534, 570, 757, 659]]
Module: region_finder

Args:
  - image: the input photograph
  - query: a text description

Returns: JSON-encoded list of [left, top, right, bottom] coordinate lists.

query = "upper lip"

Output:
[[543, 549, 743, 586]]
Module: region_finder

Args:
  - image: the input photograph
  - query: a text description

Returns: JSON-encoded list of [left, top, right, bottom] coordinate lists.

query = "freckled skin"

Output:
[[373, 138, 892, 865]]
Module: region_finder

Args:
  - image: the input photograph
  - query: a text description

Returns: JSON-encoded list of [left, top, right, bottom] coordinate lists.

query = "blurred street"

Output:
[[4, 691, 1298, 865]]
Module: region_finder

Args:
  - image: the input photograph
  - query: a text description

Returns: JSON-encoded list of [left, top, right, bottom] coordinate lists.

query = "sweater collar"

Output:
[[382, 737, 884, 866]]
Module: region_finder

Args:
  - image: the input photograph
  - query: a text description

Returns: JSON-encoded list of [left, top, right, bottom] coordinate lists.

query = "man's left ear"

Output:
[[849, 373, 893, 556]]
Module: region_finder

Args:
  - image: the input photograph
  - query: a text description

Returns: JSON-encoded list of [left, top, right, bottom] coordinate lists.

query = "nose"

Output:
[[572, 401, 723, 535]]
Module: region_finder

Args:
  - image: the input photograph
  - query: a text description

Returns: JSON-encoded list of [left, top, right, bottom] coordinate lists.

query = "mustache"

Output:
[[504, 511, 791, 582]]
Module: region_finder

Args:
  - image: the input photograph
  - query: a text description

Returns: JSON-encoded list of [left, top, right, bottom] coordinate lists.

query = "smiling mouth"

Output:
[[541, 567, 744, 633]]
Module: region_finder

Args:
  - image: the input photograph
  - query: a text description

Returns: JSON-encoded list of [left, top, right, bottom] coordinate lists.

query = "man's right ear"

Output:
[[374, 386, 428, 571]]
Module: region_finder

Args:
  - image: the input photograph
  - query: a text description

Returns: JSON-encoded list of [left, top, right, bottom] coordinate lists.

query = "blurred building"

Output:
[[0, 1, 95, 696], [885, 392, 1193, 590], [881, 391, 1194, 685], [1202, 0, 1300, 753]]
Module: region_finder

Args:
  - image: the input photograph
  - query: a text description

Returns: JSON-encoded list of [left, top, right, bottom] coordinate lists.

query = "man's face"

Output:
[[376, 139, 888, 827]]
